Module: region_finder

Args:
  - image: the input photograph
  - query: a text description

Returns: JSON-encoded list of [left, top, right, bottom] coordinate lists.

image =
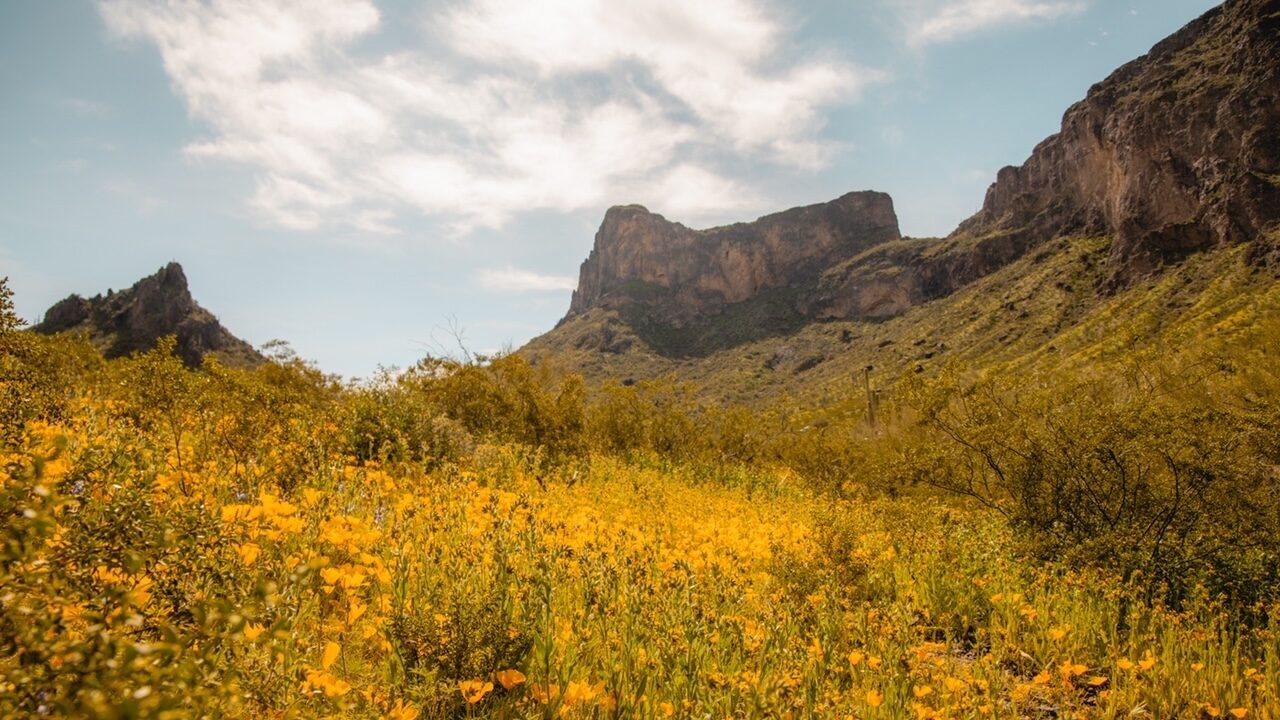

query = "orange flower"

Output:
[[496, 668, 526, 690], [388, 699, 420, 720], [1059, 661, 1087, 679], [562, 680, 603, 706], [321, 641, 340, 671], [459, 680, 493, 705], [302, 669, 351, 697]]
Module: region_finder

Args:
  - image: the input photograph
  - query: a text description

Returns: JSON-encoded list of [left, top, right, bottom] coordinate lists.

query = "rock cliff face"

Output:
[[565, 191, 902, 327], [544, 0, 1280, 358], [808, 0, 1280, 313], [954, 0, 1280, 279], [33, 262, 263, 368]]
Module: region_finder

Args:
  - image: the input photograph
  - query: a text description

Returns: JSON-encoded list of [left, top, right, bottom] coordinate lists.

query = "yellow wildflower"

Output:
[[496, 668, 526, 690], [236, 543, 260, 566], [321, 641, 340, 670], [459, 680, 493, 705], [388, 700, 419, 720]]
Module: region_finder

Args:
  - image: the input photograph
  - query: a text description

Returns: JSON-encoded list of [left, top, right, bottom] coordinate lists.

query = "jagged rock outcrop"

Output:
[[954, 0, 1280, 280], [539, 0, 1280, 362], [565, 191, 902, 327], [813, 0, 1280, 311], [33, 262, 263, 368]]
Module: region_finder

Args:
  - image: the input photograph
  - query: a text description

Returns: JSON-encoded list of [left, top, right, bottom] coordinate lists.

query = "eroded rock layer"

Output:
[[566, 191, 902, 327]]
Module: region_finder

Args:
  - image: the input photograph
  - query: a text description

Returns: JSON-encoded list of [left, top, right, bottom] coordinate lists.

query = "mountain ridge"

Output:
[[525, 0, 1280, 397]]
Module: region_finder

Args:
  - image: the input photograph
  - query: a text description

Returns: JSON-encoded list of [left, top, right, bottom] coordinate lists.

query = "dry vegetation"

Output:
[[3, 266, 1280, 718]]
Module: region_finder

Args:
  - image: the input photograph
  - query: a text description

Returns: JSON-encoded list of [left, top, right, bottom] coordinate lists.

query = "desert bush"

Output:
[[0, 279, 102, 444], [0, 420, 249, 718], [896, 357, 1280, 616], [408, 354, 586, 459]]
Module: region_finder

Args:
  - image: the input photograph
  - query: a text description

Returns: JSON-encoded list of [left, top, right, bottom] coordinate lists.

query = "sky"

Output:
[[1, 0, 1220, 379]]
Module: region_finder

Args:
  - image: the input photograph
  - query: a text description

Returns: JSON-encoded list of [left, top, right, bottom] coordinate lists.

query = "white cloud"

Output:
[[641, 164, 761, 220], [98, 0, 876, 234], [476, 266, 577, 293], [904, 0, 1086, 47]]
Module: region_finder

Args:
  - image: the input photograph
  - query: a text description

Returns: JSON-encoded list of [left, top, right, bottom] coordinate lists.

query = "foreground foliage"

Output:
[[2, 276, 1279, 717]]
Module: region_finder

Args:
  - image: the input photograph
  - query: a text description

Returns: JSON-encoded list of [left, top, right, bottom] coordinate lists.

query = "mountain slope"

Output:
[[524, 0, 1280, 402], [32, 262, 263, 368]]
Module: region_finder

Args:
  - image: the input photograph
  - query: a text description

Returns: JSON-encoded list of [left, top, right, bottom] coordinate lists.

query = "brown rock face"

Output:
[[541, 0, 1280, 361], [33, 262, 263, 368], [812, 0, 1280, 312], [955, 0, 1280, 280], [566, 191, 902, 326]]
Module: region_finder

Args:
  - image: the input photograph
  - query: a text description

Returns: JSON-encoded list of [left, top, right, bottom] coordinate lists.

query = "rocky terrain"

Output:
[[953, 0, 1280, 278], [33, 262, 263, 368], [818, 0, 1280, 310], [566, 191, 902, 326], [527, 0, 1280, 390]]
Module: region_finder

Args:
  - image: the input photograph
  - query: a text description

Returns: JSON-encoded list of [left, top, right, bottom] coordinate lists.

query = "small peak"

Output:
[[835, 190, 892, 202], [33, 261, 262, 368], [595, 205, 665, 245], [153, 261, 189, 291], [604, 204, 651, 218], [161, 260, 186, 278]]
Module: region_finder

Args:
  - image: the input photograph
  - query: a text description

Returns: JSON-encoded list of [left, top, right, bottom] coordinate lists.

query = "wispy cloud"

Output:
[[476, 266, 577, 294], [59, 97, 112, 116], [54, 158, 89, 173], [102, 177, 165, 214], [98, 0, 878, 235], [903, 0, 1086, 47]]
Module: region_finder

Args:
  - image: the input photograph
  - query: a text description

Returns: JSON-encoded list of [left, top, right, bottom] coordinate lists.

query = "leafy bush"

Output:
[[896, 356, 1280, 616]]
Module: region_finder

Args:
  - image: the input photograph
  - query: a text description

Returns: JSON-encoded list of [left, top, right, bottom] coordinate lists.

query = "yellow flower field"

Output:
[[3, 401, 1276, 718], [4, 282, 1279, 718]]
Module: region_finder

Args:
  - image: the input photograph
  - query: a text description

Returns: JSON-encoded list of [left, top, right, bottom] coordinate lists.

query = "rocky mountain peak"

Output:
[[955, 0, 1280, 280], [33, 262, 263, 368], [566, 191, 902, 327]]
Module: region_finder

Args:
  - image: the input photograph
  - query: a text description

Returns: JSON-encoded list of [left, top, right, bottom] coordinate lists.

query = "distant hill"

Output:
[[32, 262, 263, 369], [524, 0, 1280, 403]]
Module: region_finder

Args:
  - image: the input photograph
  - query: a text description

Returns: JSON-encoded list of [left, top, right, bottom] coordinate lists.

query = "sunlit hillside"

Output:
[[5, 0, 1280, 717], [526, 236, 1280, 409], [4, 276, 1280, 718]]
